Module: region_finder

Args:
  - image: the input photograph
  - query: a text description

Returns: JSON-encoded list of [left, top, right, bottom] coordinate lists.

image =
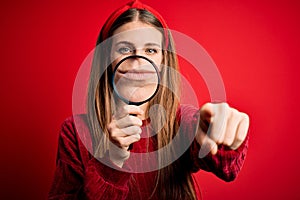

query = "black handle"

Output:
[[128, 144, 133, 151], [128, 113, 137, 151]]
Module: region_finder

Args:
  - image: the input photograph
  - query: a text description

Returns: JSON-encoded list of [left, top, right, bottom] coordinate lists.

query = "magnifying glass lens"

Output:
[[112, 55, 160, 106]]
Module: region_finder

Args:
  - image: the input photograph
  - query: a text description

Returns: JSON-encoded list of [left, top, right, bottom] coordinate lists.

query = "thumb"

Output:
[[197, 127, 218, 158], [199, 103, 214, 131]]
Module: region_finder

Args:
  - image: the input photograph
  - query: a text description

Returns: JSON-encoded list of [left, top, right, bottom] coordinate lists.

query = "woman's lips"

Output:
[[117, 69, 157, 81]]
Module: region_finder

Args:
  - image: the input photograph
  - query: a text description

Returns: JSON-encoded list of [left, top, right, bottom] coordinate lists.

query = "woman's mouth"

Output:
[[117, 69, 157, 81]]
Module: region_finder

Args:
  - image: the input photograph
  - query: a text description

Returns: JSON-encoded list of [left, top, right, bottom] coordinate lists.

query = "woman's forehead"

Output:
[[112, 22, 162, 47]]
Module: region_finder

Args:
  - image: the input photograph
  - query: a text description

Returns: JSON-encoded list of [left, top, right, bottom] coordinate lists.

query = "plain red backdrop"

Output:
[[1, 0, 299, 199]]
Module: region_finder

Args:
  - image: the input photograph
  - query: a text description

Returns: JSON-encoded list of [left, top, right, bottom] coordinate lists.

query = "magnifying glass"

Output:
[[112, 55, 161, 150], [112, 55, 160, 105]]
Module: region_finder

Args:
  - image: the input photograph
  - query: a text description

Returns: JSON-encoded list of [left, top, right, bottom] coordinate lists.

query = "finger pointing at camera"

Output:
[[196, 103, 250, 157]]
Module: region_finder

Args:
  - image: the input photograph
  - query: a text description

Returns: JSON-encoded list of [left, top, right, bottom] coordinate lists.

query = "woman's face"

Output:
[[111, 21, 163, 68], [110, 21, 163, 104]]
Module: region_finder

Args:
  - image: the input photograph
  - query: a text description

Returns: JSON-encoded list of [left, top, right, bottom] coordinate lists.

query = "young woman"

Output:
[[49, 1, 249, 199]]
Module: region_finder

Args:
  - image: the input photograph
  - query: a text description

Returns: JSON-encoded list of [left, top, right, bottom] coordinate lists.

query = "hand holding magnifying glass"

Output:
[[111, 55, 160, 151]]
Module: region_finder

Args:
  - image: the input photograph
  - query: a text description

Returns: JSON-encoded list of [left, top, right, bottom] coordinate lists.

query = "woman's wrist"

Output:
[[108, 142, 130, 168]]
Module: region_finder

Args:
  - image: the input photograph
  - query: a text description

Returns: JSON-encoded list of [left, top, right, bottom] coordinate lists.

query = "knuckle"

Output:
[[223, 138, 233, 146], [222, 102, 229, 108], [223, 141, 230, 147], [204, 102, 212, 107], [137, 127, 142, 134], [235, 135, 244, 144], [109, 131, 115, 138], [221, 103, 230, 115], [210, 134, 221, 144], [125, 140, 133, 147], [131, 126, 138, 133], [229, 108, 241, 121], [118, 138, 127, 147], [224, 104, 231, 115], [133, 126, 141, 134], [136, 118, 143, 126], [123, 105, 129, 111], [134, 134, 141, 140], [122, 105, 129, 115], [110, 130, 118, 138], [216, 104, 229, 119], [218, 102, 229, 112], [128, 115, 135, 121], [231, 108, 239, 117], [200, 102, 212, 112], [129, 115, 141, 125], [241, 113, 250, 122]]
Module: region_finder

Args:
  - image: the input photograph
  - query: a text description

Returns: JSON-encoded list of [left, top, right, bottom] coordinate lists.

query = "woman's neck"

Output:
[[138, 102, 149, 120]]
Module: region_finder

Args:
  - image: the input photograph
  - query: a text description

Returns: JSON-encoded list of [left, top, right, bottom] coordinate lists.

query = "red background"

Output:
[[1, 0, 300, 199]]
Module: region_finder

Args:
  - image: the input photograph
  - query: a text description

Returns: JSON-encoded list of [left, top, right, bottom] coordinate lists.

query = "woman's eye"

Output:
[[146, 48, 158, 54], [117, 47, 132, 54]]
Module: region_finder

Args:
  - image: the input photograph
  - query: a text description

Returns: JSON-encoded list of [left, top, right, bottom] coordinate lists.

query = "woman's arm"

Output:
[[190, 135, 249, 181], [179, 104, 249, 182], [48, 116, 131, 200]]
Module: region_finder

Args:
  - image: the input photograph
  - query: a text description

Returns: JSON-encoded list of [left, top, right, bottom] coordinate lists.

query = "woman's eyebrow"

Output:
[[114, 41, 161, 48], [144, 42, 161, 47], [115, 41, 134, 46]]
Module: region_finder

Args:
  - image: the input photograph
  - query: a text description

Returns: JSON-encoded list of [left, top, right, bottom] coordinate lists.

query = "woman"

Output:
[[49, 1, 249, 199]]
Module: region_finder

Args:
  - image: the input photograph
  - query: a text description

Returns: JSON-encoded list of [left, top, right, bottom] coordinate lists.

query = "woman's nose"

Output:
[[130, 50, 148, 67], [129, 57, 146, 69], [133, 48, 145, 57]]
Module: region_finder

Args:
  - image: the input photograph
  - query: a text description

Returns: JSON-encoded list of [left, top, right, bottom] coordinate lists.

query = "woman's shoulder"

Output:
[[59, 114, 92, 149], [60, 114, 89, 132], [61, 114, 88, 125]]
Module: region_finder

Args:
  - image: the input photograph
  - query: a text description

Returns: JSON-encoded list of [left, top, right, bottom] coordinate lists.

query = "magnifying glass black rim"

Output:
[[112, 55, 161, 106]]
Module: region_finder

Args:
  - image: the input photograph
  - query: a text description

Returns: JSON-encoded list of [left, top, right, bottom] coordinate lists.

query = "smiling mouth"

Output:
[[117, 69, 157, 81]]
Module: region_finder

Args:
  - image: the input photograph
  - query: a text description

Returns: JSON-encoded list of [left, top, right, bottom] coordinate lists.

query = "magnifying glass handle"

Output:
[[128, 113, 137, 151], [128, 144, 133, 151]]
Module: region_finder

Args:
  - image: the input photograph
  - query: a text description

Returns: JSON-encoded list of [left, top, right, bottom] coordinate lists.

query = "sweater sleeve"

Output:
[[48, 116, 131, 200], [178, 105, 249, 182], [190, 135, 249, 182]]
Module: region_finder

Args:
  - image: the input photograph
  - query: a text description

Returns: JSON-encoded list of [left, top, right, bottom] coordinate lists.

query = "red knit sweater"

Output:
[[49, 105, 249, 199]]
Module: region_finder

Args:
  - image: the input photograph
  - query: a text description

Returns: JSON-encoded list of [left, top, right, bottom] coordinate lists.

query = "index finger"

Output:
[[201, 103, 229, 144]]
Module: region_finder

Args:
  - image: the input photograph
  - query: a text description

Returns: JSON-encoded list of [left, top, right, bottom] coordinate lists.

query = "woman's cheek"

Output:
[[154, 55, 163, 70], [110, 55, 122, 70]]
